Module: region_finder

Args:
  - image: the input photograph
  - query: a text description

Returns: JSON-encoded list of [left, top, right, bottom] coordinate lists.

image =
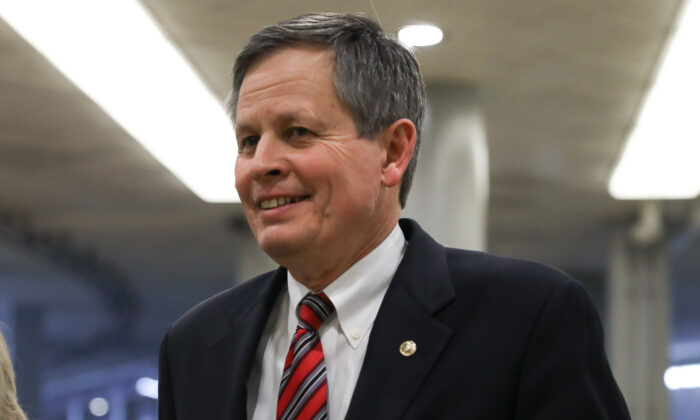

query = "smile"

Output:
[[259, 196, 310, 210]]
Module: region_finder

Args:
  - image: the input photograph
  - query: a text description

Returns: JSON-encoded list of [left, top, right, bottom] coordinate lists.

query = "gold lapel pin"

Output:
[[399, 340, 417, 357]]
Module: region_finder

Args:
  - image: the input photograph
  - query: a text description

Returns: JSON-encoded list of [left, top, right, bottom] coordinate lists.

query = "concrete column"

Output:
[[67, 396, 85, 420], [403, 84, 488, 251], [108, 386, 127, 420], [14, 304, 44, 420], [608, 202, 670, 420]]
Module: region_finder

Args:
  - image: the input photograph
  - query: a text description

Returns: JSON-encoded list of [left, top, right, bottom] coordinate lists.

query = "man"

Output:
[[159, 13, 631, 420]]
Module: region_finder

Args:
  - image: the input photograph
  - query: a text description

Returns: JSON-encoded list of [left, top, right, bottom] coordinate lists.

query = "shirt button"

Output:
[[351, 329, 362, 340]]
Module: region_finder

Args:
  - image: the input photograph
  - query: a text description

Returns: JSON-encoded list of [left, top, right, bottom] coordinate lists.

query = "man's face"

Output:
[[234, 46, 396, 269]]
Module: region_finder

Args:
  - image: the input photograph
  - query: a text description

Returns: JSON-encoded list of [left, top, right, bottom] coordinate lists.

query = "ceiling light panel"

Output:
[[609, 0, 700, 200], [0, 0, 239, 202]]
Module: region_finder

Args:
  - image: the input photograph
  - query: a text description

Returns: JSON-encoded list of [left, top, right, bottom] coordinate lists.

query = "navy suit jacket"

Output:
[[158, 219, 630, 419]]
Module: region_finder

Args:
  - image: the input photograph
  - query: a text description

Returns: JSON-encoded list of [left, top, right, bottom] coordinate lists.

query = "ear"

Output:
[[380, 118, 417, 188]]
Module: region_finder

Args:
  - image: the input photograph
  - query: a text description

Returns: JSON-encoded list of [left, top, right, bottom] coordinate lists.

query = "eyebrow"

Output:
[[272, 111, 304, 126], [234, 122, 254, 135], [235, 111, 309, 134]]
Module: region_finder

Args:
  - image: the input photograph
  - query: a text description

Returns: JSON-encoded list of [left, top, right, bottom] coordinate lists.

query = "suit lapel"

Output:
[[206, 267, 286, 420], [346, 219, 456, 420]]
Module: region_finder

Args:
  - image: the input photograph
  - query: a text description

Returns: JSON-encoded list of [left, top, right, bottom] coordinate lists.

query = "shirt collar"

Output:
[[287, 224, 406, 349]]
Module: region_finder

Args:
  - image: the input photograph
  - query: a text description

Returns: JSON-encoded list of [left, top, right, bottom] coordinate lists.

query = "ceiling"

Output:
[[1, 0, 698, 381]]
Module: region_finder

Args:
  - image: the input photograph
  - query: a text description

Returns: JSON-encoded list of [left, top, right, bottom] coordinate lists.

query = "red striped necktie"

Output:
[[277, 292, 335, 420]]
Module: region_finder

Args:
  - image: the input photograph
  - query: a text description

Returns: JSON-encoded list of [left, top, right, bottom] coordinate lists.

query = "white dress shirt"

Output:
[[246, 224, 406, 419]]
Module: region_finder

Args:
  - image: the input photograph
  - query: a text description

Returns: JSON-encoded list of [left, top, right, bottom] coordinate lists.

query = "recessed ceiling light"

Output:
[[398, 24, 443, 47], [88, 397, 110, 417]]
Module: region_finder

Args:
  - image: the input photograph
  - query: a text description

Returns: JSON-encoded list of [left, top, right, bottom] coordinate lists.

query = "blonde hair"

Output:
[[0, 330, 28, 420]]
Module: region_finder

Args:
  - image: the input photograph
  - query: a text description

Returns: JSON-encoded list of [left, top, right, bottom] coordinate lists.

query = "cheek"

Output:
[[331, 162, 383, 210], [299, 142, 383, 206], [234, 162, 250, 193], [234, 164, 257, 218]]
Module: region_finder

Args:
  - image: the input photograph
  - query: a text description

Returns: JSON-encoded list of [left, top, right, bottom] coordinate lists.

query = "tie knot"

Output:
[[296, 292, 335, 331]]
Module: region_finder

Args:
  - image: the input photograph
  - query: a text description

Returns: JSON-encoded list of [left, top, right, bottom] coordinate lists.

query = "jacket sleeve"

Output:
[[158, 329, 176, 420], [514, 280, 631, 420]]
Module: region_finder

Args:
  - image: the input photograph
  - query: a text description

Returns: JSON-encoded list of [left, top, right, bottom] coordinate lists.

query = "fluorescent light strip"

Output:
[[0, 0, 239, 202], [664, 363, 700, 390], [609, 0, 700, 200], [135, 377, 159, 399]]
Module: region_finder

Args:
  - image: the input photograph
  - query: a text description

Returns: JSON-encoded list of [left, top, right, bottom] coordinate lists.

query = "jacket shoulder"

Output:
[[444, 248, 585, 303]]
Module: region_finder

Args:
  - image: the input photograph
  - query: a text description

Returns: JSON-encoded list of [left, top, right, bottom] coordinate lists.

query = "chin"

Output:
[[256, 228, 310, 262]]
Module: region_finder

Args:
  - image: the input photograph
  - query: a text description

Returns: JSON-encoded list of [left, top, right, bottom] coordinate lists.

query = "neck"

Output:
[[287, 216, 399, 291]]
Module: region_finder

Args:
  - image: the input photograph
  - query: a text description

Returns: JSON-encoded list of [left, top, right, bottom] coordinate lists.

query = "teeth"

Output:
[[260, 196, 305, 209]]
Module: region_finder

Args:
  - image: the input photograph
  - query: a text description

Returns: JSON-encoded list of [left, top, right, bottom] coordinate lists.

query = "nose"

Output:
[[249, 135, 289, 180]]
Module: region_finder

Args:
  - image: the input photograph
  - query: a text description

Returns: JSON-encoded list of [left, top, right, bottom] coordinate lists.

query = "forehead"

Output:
[[238, 45, 335, 102]]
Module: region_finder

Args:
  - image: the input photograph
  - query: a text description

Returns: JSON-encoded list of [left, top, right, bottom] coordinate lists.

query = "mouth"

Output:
[[258, 195, 310, 210]]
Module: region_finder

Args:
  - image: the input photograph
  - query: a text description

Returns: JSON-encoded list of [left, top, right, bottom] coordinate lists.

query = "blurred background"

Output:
[[0, 1, 698, 419]]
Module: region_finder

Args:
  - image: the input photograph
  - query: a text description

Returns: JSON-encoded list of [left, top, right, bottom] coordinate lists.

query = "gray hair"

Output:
[[227, 13, 426, 208]]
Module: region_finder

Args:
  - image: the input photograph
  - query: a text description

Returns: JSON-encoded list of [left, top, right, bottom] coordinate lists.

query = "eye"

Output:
[[287, 127, 311, 138], [238, 135, 260, 151]]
